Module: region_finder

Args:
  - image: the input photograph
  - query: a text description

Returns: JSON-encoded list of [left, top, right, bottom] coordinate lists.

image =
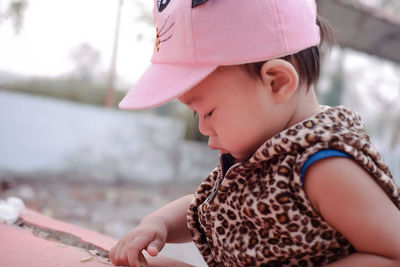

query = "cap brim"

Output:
[[119, 63, 218, 110]]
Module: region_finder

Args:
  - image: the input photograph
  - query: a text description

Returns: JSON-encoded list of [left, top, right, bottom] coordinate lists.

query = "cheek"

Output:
[[227, 114, 272, 149], [218, 121, 256, 148]]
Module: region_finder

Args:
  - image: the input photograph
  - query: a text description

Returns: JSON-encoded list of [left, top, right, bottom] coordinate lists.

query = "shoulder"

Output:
[[303, 156, 400, 257], [304, 157, 374, 213]]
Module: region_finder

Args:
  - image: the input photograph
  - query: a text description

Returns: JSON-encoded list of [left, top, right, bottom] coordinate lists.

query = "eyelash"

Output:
[[193, 110, 214, 119]]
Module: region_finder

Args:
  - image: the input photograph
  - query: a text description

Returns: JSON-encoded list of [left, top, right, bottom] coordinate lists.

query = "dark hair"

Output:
[[243, 15, 334, 89]]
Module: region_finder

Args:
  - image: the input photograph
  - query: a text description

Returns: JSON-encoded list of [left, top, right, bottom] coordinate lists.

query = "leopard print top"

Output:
[[187, 106, 400, 266]]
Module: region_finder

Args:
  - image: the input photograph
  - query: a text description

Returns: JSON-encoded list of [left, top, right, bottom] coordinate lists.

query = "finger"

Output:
[[146, 245, 159, 257], [117, 241, 131, 266], [127, 247, 141, 267], [146, 238, 164, 257], [124, 237, 149, 266], [110, 241, 124, 265], [138, 251, 149, 267], [109, 242, 120, 264], [118, 243, 131, 266]]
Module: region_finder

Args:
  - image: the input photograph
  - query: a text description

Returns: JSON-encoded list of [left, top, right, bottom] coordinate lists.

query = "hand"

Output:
[[110, 216, 168, 267]]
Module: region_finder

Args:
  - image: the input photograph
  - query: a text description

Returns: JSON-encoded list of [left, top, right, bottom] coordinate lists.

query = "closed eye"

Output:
[[204, 109, 214, 119], [193, 110, 214, 119]]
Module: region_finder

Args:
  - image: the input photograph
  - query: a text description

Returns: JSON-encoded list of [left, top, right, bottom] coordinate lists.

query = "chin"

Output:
[[232, 153, 251, 162], [234, 149, 258, 161]]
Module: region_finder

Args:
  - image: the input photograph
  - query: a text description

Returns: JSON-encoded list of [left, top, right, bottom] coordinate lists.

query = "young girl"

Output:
[[110, 0, 400, 266]]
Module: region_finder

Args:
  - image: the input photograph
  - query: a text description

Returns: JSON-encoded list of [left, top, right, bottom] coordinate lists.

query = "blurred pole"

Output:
[[106, 0, 123, 108]]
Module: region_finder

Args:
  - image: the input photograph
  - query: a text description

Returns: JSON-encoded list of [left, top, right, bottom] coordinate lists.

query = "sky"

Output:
[[0, 0, 154, 85], [0, 0, 398, 106]]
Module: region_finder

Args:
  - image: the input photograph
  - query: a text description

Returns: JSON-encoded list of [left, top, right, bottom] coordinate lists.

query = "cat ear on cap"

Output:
[[192, 0, 209, 8]]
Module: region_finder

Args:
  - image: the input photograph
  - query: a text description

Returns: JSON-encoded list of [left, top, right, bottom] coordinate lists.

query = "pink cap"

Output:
[[119, 0, 320, 110]]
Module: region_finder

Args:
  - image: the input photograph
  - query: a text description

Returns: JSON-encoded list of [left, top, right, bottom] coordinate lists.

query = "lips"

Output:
[[208, 143, 229, 154], [218, 148, 229, 154]]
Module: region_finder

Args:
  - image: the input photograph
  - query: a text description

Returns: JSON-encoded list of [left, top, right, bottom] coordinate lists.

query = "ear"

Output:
[[259, 59, 299, 104]]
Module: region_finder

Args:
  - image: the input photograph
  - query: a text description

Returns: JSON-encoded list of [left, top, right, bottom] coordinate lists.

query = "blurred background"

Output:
[[0, 0, 399, 265]]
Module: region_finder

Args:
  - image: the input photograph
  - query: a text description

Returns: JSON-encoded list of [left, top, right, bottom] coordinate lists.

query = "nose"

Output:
[[198, 117, 216, 137]]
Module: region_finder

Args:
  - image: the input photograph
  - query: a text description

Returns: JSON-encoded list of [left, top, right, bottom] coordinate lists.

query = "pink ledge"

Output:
[[0, 223, 113, 266], [20, 209, 117, 252], [0, 209, 118, 267]]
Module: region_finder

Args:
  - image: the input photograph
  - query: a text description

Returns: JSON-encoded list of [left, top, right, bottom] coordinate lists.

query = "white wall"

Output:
[[0, 90, 218, 183]]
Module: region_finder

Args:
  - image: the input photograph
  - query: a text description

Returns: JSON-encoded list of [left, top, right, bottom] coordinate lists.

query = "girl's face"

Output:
[[179, 65, 286, 161]]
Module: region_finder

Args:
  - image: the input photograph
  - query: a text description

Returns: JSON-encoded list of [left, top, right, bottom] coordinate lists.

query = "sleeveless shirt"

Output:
[[187, 106, 400, 266]]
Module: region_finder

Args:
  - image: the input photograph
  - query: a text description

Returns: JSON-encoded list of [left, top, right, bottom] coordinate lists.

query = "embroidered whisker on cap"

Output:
[[154, 16, 175, 52]]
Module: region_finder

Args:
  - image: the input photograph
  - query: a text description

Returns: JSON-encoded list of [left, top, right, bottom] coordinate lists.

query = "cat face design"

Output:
[[154, 0, 210, 52]]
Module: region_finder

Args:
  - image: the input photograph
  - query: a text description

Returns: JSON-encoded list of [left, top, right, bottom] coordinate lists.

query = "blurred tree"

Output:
[[132, 0, 153, 26], [345, 0, 400, 149], [0, 0, 28, 34], [376, 0, 400, 15], [2, 75, 127, 107], [322, 50, 346, 107], [374, 66, 400, 149], [69, 43, 101, 81], [356, 0, 400, 15], [106, 0, 124, 108]]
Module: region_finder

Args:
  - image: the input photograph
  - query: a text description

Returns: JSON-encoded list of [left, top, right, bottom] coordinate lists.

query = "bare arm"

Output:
[[149, 194, 194, 243], [305, 157, 400, 266]]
